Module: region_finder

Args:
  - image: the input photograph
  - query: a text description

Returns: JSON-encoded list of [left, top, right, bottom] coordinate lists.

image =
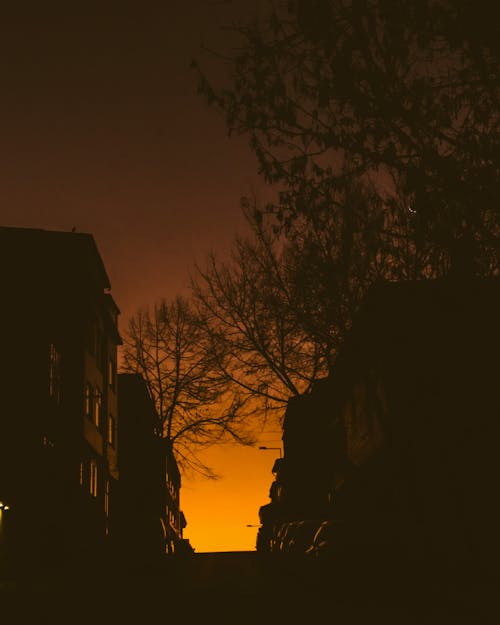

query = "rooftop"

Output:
[[0, 226, 111, 291]]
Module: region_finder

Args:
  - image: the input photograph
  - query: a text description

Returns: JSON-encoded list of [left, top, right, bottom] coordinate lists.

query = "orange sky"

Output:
[[0, 1, 284, 552], [181, 427, 283, 553]]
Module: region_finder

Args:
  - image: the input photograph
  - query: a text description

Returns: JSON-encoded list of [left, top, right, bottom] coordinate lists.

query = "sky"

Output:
[[0, 1, 283, 552]]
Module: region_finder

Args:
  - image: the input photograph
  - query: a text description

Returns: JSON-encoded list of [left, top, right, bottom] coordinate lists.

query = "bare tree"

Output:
[[192, 180, 395, 414], [192, 167, 453, 419], [124, 185, 445, 471], [192, 211, 325, 418], [122, 296, 255, 478]]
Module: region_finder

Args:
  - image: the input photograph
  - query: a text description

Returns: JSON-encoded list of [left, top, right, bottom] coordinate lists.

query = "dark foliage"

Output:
[[196, 0, 499, 269]]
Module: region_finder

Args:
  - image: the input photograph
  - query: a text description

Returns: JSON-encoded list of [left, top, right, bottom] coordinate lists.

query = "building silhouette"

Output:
[[116, 373, 187, 562], [257, 380, 334, 552], [162, 436, 187, 554], [259, 277, 500, 571], [0, 227, 121, 569], [0, 226, 191, 573]]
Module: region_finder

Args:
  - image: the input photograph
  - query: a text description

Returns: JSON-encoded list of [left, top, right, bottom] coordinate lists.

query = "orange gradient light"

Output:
[[181, 431, 282, 553]]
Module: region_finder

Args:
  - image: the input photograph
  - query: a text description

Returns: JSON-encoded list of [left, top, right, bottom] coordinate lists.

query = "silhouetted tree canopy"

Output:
[[192, 185, 430, 406], [122, 297, 255, 478], [126, 185, 456, 459], [196, 0, 499, 268], [133, 1, 498, 473]]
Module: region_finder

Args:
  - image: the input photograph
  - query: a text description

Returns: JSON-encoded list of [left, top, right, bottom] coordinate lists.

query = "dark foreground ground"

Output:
[[1, 551, 497, 624]]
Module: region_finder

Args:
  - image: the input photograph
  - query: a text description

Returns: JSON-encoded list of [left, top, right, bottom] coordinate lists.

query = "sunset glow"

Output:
[[0, 2, 272, 555], [181, 430, 282, 552]]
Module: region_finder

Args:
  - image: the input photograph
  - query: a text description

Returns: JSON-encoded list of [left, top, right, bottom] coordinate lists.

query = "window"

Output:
[[104, 480, 110, 517], [85, 385, 102, 429], [107, 414, 116, 447], [108, 358, 117, 391], [85, 383, 93, 419], [166, 477, 177, 500], [89, 460, 98, 498], [48, 343, 62, 404], [42, 435, 54, 448], [94, 389, 102, 429]]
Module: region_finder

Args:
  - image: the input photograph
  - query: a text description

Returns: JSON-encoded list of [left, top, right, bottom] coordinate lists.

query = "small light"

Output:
[[3, 505, 9, 511], [0, 502, 4, 509]]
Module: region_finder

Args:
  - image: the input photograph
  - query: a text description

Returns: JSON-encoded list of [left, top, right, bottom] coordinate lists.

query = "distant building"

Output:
[[117, 373, 187, 560], [0, 226, 121, 569], [162, 436, 187, 554], [116, 373, 164, 563]]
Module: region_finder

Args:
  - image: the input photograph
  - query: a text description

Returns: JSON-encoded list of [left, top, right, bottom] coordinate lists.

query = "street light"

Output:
[[258, 446, 282, 458]]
